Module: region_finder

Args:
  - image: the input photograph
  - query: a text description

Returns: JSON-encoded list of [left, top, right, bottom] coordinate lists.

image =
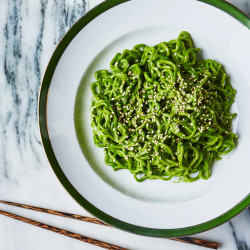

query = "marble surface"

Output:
[[0, 0, 249, 249]]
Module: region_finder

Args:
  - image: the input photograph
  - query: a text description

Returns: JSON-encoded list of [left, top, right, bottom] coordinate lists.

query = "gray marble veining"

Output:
[[0, 1, 249, 250], [229, 0, 250, 15], [0, 0, 87, 181]]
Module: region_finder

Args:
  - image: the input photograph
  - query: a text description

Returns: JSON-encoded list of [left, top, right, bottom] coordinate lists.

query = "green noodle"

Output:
[[90, 31, 237, 182]]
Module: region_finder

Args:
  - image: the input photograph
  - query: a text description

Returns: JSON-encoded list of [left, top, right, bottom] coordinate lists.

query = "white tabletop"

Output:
[[0, 0, 249, 249]]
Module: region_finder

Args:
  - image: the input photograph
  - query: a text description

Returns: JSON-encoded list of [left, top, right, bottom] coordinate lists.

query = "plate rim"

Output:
[[38, 0, 250, 237]]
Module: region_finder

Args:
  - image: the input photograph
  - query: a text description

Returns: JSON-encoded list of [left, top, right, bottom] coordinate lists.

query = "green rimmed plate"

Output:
[[39, 0, 250, 237]]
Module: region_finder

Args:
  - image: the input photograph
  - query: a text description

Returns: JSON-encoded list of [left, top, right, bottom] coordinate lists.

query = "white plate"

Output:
[[39, 0, 250, 236]]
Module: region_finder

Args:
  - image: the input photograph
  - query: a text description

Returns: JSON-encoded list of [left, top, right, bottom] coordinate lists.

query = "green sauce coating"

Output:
[[90, 31, 237, 182]]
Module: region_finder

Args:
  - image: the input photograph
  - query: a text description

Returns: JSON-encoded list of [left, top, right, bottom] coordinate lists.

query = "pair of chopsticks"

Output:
[[0, 200, 218, 249]]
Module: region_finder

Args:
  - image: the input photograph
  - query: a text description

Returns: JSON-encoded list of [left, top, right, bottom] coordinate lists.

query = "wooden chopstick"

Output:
[[170, 237, 218, 249], [0, 200, 108, 226], [0, 208, 127, 250], [0, 200, 218, 249]]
